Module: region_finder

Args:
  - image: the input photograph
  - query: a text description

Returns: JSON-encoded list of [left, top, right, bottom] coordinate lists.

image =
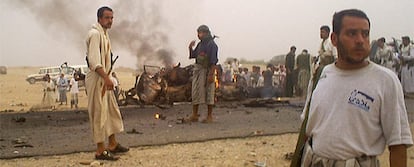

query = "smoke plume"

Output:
[[8, 0, 175, 69]]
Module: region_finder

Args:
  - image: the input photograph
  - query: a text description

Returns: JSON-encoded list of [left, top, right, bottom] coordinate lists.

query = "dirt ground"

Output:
[[0, 67, 413, 167]]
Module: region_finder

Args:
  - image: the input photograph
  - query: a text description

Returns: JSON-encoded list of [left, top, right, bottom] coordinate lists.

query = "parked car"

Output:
[[26, 66, 75, 84], [0, 66, 7, 75]]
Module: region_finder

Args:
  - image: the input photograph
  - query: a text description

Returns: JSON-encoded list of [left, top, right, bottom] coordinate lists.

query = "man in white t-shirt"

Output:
[[70, 73, 79, 109], [301, 9, 412, 167]]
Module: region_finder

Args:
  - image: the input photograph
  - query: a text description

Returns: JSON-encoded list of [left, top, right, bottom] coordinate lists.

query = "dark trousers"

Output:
[[285, 74, 294, 97]]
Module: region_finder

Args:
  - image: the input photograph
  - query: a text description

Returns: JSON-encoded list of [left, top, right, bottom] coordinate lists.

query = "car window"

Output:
[[52, 68, 60, 73], [39, 69, 46, 74], [62, 67, 75, 75]]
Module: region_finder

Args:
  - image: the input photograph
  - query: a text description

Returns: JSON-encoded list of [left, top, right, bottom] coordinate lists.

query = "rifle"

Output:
[[101, 53, 119, 97], [290, 65, 323, 167]]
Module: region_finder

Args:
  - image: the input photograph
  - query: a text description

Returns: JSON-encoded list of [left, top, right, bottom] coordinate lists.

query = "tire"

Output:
[[28, 78, 36, 84]]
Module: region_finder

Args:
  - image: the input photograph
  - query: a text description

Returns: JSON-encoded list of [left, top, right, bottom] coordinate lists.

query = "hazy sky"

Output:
[[1, 0, 413, 69]]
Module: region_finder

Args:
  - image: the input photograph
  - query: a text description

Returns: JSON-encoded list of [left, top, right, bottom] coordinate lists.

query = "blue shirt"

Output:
[[189, 39, 218, 65]]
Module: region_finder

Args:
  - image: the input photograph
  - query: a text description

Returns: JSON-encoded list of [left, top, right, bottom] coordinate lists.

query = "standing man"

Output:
[[318, 25, 337, 66], [295, 49, 311, 97], [187, 25, 218, 123], [285, 46, 296, 97], [85, 6, 129, 161], [399, 36, 414, 97], [42, 74, 55, 109], [69, 73, 79, 109], [57, 73, 68, 105], [374, 37, 393, 66], [301, 9, 412, 167]]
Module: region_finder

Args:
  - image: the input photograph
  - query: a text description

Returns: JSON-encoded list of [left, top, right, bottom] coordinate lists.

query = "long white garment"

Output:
[[303, 63, 412, 160], [400, 44, 414, 93], [85, 23, 124, 143], [374, 46, 392, 65], [42, 81, 55, 107], [70, 78, 79, 94]]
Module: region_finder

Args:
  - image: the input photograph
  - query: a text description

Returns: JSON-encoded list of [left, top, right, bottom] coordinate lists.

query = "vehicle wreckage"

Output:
[[120, 63, 249, 106]]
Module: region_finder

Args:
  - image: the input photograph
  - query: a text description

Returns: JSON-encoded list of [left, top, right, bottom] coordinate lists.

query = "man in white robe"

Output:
[[85, 6, 128, 161], [399, 36, 414, 97]]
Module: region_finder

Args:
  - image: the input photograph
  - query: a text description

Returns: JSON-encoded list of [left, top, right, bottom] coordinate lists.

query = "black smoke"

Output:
[[8, 0, 175, 69]]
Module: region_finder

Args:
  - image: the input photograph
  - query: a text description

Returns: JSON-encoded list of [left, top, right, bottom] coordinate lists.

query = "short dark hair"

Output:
[[332, 9, 370, 35], [402, 36, 410, 41], [320, 25, 330, 33], [378, 37, 386, 43], [290, 46, 296, 50], [97, 6, 113, 20]]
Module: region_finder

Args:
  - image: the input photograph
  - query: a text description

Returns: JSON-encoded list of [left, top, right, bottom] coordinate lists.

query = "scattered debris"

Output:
[[254, 158, 267, 167], [284, 152, 294, 160], [176, 118, 186, 124], [154, 113, 166, 120], [9, 103, 26, 107], [155, 104, 170, 110], [12, 138, 26, 144], [243, 98, 290, 108], [12, 116, 26, 123], [248, 152, 257, 157], [79, 160, 103, 166], [13, 144, 33, 148], [252, 130, 263, 135], [90, 160, 102, 167], [1, 109, 15, 113], [126, 128, 143, 134]]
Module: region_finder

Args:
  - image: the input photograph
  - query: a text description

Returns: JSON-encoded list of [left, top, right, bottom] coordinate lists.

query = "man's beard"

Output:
[[337, 40, 369, 64]]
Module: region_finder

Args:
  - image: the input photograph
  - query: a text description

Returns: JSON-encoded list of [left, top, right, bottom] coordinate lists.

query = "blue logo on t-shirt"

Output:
[[348, 89, 374, 112]]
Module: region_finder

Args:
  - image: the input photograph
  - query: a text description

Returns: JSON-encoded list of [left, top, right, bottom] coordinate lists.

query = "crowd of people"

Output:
[[219, 49, 311, 99], [370, 36, 414, 97], [40, 70, 121, 110], [219, 34, 414, 100]]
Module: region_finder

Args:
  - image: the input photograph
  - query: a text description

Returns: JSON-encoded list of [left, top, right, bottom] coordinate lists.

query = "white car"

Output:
[[26, 66, 75, 84]]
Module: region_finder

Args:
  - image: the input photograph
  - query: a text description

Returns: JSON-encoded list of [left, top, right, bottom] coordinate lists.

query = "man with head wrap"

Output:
[[187, 25, 219, 123]]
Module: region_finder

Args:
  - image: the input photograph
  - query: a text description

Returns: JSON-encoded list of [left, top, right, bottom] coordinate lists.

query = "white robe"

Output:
[[400, 44, 414, 94], [42, 81, 55, 107], [85, 23, 124, 143]]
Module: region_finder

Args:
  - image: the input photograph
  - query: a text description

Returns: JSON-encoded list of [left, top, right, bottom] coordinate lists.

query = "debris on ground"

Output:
[[126, 128, 143, 134], [12, 116, 26, 123], [284, 152, 294, 160]]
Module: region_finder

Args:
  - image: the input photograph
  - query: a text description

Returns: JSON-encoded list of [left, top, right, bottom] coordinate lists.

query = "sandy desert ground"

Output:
[[0, 67, 413, 167]]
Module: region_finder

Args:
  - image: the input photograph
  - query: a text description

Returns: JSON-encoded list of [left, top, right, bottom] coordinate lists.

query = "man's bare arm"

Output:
[[389, 144, 407, 167]]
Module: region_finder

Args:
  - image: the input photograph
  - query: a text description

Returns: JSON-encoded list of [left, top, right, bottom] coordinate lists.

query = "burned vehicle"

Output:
[[134, 64, 192, 105], [123, 63, 248, 106]]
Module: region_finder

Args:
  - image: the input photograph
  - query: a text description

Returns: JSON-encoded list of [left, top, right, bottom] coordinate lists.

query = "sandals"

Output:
[[183, 115, 199, 123], [109, 143, 130, 154], [95, 150, 119, 161], [201, 118, 213, 124]]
